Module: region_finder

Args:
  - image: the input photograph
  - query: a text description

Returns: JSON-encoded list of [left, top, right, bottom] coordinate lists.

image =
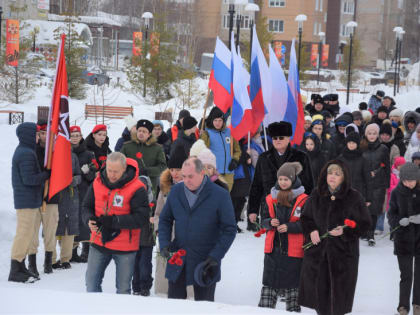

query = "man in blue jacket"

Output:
[[158, 157, 236, 301], [9, 122, 50, 283]]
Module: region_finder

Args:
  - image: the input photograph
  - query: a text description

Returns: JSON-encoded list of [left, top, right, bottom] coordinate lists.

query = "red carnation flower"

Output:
[[99, 156, 107, 161], [344, 219, 357, 229], [254, 231, 262, 238], [260, 228, 267, 234], [168, 257, 176, 265], [380, 163, 385, 168], [178, 249, 186, 256], [91, 159, 99, 169], [136, 152, 143, 159], [175, 258, 183, 266], [172, 252, 180, 260]]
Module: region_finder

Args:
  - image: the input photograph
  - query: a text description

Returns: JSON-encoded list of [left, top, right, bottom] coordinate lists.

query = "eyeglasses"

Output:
[[272, 136, 286, 140]]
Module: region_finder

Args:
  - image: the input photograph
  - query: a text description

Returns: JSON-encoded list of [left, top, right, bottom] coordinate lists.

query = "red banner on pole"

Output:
[[6, 20, 20, 67], [133, 32, 143, 56], [311, 44, 318, 68], [150, 32, 160, 57], [274, 41, 282, 59], [322, 44, 329, 67]]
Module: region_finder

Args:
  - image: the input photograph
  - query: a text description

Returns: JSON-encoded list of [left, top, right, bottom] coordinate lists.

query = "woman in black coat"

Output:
[[298, 160, 371, 315], [387, 163, 420, 315], [85, 124, 112, 169], [361, 123, 391, 246], [338, 132, 371, 203], [300, 132, 327, 185], [308, 118, 336, 161]]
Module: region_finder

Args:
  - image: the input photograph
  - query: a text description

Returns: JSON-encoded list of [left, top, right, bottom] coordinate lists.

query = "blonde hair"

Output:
[[327, 164, 343, 176]]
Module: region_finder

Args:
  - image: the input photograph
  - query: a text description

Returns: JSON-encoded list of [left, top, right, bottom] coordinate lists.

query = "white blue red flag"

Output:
[[209, 37, 233, 113], [230, 33, 254, 141], [287, 39, 305, 145]]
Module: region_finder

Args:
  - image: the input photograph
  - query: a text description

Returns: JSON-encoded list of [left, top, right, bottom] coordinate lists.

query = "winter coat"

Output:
[[403, 111, 420, 143], [85, 133, 112, 169], [12, 123, 49, 209], [56, 153, 82, 236], [381, 140, 400, 166], [386, 166, 400, 212], [201, 127, 241, 175], [393, 127, 407, 157], [325, 122, 336, 137], [371, 115, 386, 127], [231, 145, 254, 198], [362, 140, 391, 215], [301, 136, 327, 186], [154, 169, 175, 233], [156, 131, 171, 160], [210, 176, 229, 191], [166, 120, 183, 143], [404, 131, 420, 162], [330, 132, 346, 157], [72, 139, 97, 241], [338, 148, 371, 202], [82, 159, 150, 253], [388, 183, 420, 256], [120, 134, 167, 194], [114, 127, 131, 152], [308, 124, 336, 160], [324, 103, 340, 118], [368, 94, 382, 113], [158, 177, 237, 285], [170, 131, 196, 157], [248, 145, 314, 216], [260, 185, 306, 289], [35, 145, 60, 204], [298, 160, 371, 315]]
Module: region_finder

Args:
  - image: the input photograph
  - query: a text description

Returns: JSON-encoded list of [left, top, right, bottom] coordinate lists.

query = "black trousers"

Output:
[[369, 215, 378, 239], [397, 255, 420, 312], [168, 265, 216, 301], [231, 196, 246, 223]]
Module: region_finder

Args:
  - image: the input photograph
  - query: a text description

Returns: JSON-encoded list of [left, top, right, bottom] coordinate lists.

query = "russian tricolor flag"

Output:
[[287, 39, 305, 146], [250, 26, 270, 134], [230, 33, 254, 141], [209, 37, 234, 114]]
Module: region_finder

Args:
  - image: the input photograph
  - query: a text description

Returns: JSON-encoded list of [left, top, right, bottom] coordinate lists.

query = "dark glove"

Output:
[[44, 169, 51, 179], [89, 216, 102, 229], [228, 159, 239, 171], [202, 257, 219, 281], [161, 247, 170, 259], [97, 215, 114, 229]]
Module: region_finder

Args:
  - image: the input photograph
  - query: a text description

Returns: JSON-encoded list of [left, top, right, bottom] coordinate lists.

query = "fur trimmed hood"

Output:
[[159, 169, 174, 195]]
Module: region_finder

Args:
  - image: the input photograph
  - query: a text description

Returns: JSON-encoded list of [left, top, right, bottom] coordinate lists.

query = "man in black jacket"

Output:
[[248, 122, 314, 224]]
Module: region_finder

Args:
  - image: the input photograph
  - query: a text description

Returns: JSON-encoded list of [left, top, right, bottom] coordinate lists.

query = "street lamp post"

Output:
[[228, 2, 235, 51], [393, 26, 403, 97], [245, 2, 259, 64], [317, 31, 325, 85], [346, 21, 357, 105], [295, 14, 307, 75], [0, 7, 3, 49], [397, 30, 405, 94], [141, 12, 153, 97]]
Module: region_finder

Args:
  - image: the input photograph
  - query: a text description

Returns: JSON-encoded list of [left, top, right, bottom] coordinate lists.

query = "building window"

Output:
[[340, 24, 351, 37], [343, 1, 354, 14], [320, 0, 323, 12], [268, 19, 284, 32], [223, 14, 251, 29], [313, 22, 318, 35], [269, 0, 286, 7], [315, 0, 319, 11]]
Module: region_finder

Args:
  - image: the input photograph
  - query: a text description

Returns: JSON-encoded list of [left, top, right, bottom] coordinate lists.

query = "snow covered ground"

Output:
[[0, 74, 418, 314]]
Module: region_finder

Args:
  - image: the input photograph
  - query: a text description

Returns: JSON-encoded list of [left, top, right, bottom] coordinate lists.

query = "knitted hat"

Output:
[[389, 108, 403, 118], [182, 116, 198, 130], [345, 132, 360, 145], [359, 102, 368, 110], [376, 90, 385, 97], [277, 162, 303, 183], [352, 111, 363, 121], [92, 124, 107, 134], [380, 123, 392, 136], [197, 148, 217, 169], [124, 115, 137, 130], [361, 110, 372, 122], [399, 162, 420, 181], [136, 119, 154, 133], [304, 115, 312, 122], [412, 152, 420, 161], [178, 109, 191, 120], [152, 120, 164, 129], [168, 145, 188, 169], [365, 123, 380, 136], [70, 126, 81, 133], [321, 110, 332, 119], [190, 139, 207, 157], [394, 156, 406, 168], [268, 121, 293, 137], [377, 106, 389, 114]]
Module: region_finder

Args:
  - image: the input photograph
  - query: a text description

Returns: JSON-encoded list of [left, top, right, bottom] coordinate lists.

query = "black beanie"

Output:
[[182, 116, 198, 130], [168, 145, 188, 169], [136, 119, 154, 133], [380, 123, 392, 136], [345, 132, 360, 145], [377, 106, 388, 114], [178, 109, 191, 121]]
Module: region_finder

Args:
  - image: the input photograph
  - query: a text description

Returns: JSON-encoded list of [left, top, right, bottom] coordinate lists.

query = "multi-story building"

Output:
[[1, 0, 49, 20]]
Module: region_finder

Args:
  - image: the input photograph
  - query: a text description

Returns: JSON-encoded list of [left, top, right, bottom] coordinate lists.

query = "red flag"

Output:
[[45, 34, 72, 199]]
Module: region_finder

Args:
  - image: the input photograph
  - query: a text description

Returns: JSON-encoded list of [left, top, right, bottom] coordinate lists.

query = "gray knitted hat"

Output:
[[400, 162, 420, 181], [277, 162, 303, 183]]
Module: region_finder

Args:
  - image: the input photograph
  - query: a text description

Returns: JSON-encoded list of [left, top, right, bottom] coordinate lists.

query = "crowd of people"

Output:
[[7, 91, 420, 314]]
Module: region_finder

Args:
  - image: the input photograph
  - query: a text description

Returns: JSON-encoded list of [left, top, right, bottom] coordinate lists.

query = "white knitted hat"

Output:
[[189, 139, 208, 157], [197, 148, 217, 169]]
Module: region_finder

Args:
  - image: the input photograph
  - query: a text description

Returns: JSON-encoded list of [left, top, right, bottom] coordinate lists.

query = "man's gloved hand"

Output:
[[202, 257, 218, 274], [399, 217, 410, 227], [97, 215, 114, 229], [161, 247, 171, 259], [44, 169, 51, 178], [89, 216, 102, 229], [228, 159, 239, 171], [81, 164, 90, 174], [409, 214, 420, 224]]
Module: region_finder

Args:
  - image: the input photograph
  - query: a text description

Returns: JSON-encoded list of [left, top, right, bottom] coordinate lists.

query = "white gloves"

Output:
[[399, 218, 410, 227], [81, 164, 90, 174], [409, 214, 420, 225]]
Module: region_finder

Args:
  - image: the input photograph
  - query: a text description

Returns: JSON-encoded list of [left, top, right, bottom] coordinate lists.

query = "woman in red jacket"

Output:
[[258, 162, 307, 312]]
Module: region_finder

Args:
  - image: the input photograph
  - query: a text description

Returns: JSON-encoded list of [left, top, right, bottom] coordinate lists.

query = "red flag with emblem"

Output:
[[44, 34, 72, 200]]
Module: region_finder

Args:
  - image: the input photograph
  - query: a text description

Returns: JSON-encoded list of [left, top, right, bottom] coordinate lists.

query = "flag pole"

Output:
[[247, 131, 250, 150], [262, 122, 268, 151], [200, 87, 210, 132], [41, 131, 54, 212]]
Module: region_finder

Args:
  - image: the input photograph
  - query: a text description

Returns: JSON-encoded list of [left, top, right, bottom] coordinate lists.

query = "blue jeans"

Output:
[[132, 246, 154, 292], [376, 213, 385, 231], [85, 245, 136, 294]]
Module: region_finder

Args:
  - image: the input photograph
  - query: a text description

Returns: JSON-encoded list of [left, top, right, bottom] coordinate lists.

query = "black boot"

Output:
[[80, 243, 90, 263], [70, 247, 83, 263], [44, 252, 53, 274], [27, 254, 40, 278], [8, 260, 35, 283]]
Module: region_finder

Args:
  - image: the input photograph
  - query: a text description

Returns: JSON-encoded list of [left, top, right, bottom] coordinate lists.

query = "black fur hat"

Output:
[[268, 121, 293, 137]]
